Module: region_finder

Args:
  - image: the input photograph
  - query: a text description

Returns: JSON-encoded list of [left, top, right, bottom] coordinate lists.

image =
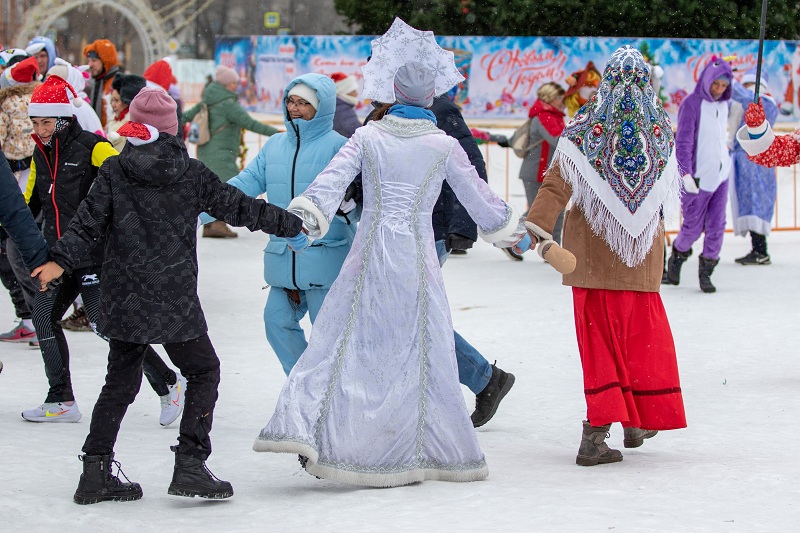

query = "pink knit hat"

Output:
[[129, 87, 178, 135], [215, 65, 239, 86]]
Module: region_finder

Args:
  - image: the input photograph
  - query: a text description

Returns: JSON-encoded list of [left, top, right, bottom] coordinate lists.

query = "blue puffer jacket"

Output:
[[227, 73, 352, 290]]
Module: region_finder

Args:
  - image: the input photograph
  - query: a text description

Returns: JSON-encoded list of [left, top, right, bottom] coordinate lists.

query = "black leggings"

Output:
[[83, 334, 221, 460], [31, 266, 176, 402], [0, 236, 31, 320]]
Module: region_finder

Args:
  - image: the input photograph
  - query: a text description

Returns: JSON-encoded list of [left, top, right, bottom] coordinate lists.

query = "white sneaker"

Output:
[[22, 401, 82, 423], [159, 373, 186, 426]]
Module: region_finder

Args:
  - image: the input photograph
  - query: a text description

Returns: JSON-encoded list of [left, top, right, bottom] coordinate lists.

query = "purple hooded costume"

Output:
[[673, 57, 733, 260]]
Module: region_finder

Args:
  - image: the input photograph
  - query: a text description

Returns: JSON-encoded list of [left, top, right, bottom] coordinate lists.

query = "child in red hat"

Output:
[[23, 76, 187, 429], [33, 87, 304, 504]]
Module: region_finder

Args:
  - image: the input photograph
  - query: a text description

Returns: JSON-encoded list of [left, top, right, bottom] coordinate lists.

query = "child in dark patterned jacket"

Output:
[[33, 87, 303, 505]]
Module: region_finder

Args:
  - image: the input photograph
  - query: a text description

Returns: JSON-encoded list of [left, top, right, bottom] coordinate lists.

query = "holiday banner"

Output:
[[216, 35, 800, 121]]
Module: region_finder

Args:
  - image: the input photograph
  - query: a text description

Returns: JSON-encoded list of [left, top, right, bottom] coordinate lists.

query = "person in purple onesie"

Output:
[[662, 56, 733, 293]]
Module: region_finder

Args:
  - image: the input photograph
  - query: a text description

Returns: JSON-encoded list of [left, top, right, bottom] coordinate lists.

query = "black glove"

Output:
[[445, 233, 475, 252], [491, 134, 510, 148]]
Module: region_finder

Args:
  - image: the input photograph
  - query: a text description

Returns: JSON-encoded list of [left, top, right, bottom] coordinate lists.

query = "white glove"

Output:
[[682, 174, 699, 194], [338, 198, 357, 215]]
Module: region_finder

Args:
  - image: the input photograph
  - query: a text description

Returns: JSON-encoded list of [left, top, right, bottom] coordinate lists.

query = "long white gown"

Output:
[[253, 114, 520, 487]]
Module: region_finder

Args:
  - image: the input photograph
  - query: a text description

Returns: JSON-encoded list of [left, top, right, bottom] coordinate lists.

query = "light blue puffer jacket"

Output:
[[227, 73, 353, 290]]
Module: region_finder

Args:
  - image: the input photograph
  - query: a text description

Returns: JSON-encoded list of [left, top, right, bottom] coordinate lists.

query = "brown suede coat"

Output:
[[526, 161, 665, 292]]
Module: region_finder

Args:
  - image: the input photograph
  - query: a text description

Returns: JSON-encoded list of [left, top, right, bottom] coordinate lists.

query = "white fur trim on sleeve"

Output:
[[478, 205, 519, 244], [287, 195, 330, 239], [523, 221, 553, 242], [736, 124, 776, 156]]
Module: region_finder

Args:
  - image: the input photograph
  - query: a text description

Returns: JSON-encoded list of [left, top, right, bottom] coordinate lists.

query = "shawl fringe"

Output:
[[553, 149, 681, 267]]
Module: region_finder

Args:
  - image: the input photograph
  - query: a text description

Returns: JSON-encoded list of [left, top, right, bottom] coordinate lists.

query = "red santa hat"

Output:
[[28, 75, 77, 117], [330, 72, 357, 96], [1, 56, 39, 87], [143, 59, 173, 92]]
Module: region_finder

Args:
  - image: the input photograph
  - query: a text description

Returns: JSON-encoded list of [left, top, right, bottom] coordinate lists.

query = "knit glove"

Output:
[[745, 101, 768, 139], [285, 231, 308, 253], [511, 233, 533, 254]]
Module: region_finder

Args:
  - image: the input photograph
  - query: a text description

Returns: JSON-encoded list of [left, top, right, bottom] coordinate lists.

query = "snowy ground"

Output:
[[2, 220, 799, 531]]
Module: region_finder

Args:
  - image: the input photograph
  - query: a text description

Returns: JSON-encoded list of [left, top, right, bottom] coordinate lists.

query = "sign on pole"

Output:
[[264, 12, 280, 29]]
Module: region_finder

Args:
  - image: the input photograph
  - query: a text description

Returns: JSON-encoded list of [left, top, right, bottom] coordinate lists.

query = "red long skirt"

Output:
[[572, 287, 687, 430]]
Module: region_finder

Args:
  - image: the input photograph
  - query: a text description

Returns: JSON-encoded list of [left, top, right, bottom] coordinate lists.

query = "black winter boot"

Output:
[[623, 427, 658, 448], [576, 421, 623, 466], [662, 245, 692, 285], [74, 454, 143, 505], [471, 363, 515, 428], [698, 255, 719, 293], [167, 447, 233, 499]]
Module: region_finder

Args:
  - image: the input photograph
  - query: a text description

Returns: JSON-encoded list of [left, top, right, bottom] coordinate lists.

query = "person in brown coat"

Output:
[[525, 46, 686, 466]]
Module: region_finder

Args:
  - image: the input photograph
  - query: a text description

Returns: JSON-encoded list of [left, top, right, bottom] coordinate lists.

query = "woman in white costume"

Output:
[[253, 58, 530, 487]]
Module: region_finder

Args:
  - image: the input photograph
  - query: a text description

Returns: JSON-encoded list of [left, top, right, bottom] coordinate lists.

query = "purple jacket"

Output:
[[675, 58, 733, 176]]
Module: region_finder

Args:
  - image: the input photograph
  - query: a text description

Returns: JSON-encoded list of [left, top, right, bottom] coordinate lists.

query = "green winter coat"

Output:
[[183, 82, 279, 182]]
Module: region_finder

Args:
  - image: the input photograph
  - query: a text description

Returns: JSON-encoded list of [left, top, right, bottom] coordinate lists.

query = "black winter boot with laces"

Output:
[[167, 446, 233, 499], [576, 421, 623, 466], [74, 453, 143, 505], [698, 255, 719, 293], [471, 363, 515, 428]]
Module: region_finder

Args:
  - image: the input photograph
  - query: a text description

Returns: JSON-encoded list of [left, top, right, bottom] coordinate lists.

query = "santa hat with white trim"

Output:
[[28, 75, 77, 117]]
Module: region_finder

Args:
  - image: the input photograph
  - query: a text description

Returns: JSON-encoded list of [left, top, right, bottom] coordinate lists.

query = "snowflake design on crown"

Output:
[[563, 46, 674, 215], [361, 17, 464, 103]]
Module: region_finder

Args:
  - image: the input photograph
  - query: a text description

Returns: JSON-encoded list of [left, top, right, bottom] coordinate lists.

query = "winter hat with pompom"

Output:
[[29, 75, 77, 117]]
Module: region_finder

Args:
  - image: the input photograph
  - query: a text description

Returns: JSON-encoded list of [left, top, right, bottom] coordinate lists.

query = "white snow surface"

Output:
[[2, 230, 798, 532], [2, 154, 800, 530]]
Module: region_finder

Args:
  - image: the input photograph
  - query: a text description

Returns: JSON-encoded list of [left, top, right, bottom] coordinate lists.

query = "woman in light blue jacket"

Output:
[[226, 73, 355, 374]]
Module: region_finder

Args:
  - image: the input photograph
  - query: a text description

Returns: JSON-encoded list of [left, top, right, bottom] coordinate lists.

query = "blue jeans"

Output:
[[436, 240, 493, 394], [264, 286, 328, 376]]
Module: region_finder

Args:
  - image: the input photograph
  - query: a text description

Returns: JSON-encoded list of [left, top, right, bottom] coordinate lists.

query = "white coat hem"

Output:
[[254, 438, 489, 487]]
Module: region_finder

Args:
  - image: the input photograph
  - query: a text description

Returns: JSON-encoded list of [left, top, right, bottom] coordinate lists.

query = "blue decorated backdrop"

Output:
[[215, 35, 800, 122]]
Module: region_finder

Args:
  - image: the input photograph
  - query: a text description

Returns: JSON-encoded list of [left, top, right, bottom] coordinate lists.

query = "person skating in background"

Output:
[[662, 56, 733, 293], [0, 56, 40, 343], [143, 59, 183, 125], [25, 36, 57, 78], [518, 81, 566, 244], [330, 72, 361, 138], [184, 65, 280, 239], [21, 76, 186, 426], [106, 73, 146, 151], [83, 39, 120, 128], [32, 87, 304, 504], [526, 46, 686, 467], [727, 67, 778, 265]]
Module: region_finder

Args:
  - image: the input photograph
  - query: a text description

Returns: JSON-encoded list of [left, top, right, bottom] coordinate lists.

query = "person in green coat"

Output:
[[184, 65, 279, 238]]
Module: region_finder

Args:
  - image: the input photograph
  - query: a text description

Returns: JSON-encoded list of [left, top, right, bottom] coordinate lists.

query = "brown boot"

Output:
[[623, 427, 658, 448], [202, 221, 238, 239], [576, 420, 623, 466]]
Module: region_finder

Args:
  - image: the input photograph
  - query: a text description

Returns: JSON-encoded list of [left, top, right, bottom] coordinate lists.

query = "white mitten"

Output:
[[682, 174, 699, 194]]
